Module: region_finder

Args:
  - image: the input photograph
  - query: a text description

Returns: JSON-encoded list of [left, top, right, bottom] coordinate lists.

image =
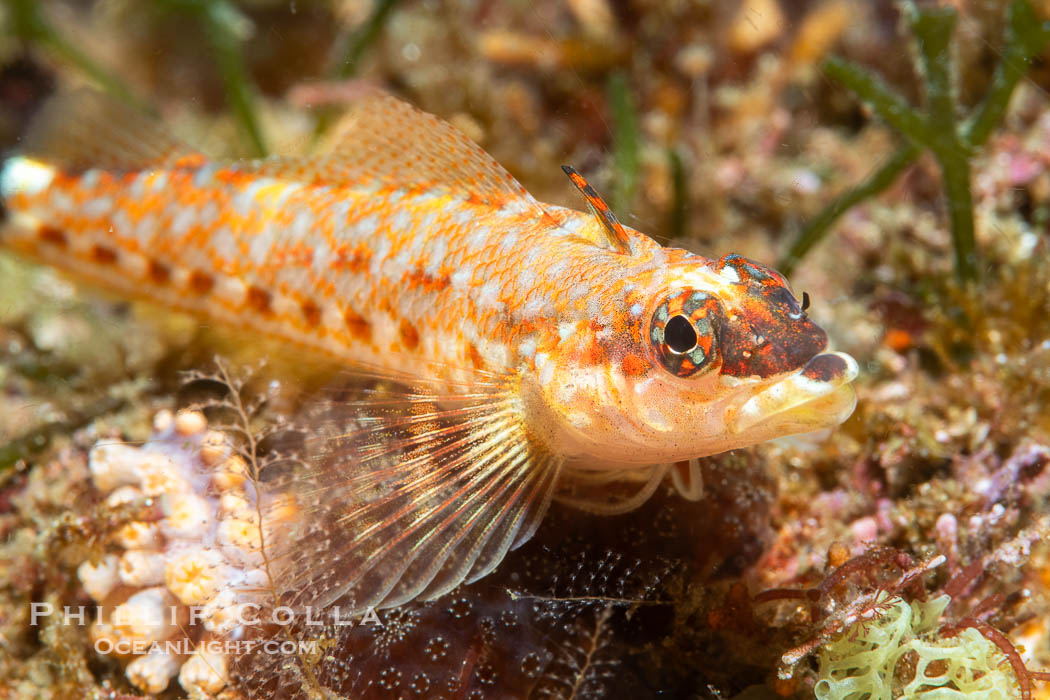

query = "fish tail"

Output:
[[0, 155, 59, 249], [0, 90, 208, 296]]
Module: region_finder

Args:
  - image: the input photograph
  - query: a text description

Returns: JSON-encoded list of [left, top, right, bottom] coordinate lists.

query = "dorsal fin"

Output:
[[246, 89, 543, 209], [561, 165, 633, 254], [21, 88, 196, 172]]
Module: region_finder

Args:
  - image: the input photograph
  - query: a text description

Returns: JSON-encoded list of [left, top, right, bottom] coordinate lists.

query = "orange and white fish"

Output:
[[0, 89, 857, 611]]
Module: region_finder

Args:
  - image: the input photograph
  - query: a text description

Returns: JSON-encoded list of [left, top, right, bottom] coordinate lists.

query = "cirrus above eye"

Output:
[[649, 290, 723, 377]]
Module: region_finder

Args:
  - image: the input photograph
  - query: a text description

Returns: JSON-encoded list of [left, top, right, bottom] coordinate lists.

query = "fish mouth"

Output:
[[725, 352, 859, 435]]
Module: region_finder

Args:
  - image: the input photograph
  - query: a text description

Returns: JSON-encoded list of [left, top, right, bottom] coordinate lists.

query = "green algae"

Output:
[[5, 0, 147, 110], [154, 0, 267, 157], [781, 0, 1050, 282], [607, 70, 641, 216]]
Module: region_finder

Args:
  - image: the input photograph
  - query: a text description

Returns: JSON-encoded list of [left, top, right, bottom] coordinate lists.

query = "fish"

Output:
[[0, 88, 858, 612]]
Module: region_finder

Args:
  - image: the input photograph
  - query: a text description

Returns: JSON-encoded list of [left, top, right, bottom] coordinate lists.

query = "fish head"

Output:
[[532, 251, 858, 465]]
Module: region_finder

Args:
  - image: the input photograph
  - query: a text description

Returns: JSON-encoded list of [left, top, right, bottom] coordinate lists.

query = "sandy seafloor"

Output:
[[1, 1, 1050, 698]]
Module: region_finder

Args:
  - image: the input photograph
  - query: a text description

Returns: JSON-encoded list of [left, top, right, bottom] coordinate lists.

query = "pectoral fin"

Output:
[[263, 372, 561, 612]]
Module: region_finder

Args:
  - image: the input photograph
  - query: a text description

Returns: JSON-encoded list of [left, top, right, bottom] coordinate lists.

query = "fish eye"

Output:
[[664, 315, 697, 354], [650, 291, 722, 378]]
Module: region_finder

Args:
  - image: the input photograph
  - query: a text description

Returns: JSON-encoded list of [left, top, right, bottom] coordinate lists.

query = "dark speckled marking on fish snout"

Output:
[[801, 353, 849, 382]]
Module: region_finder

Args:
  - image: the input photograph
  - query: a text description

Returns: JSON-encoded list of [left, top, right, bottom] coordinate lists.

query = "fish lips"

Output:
[[725, 351, 859, 435]]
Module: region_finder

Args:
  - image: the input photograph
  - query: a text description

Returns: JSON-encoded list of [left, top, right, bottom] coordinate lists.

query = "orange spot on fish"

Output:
[[91, 244, 118, 265], [187, 270, 215, 295], [399, 319, 420, 350], [407, 266, 450, 293], [300, 299, 322, 327], [37, 225, 68, 247], [463, 343, 482, 369], [332, 244, 372, 273], [246, 285, 272, 315], [147, 259, 170, 285], [173, 154, 208, 170], [620, 353, 647, 377], [344, 308, 372, 343]]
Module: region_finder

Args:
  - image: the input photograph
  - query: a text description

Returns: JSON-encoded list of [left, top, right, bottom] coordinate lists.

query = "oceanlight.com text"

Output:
[[93, 637, 326, 657]]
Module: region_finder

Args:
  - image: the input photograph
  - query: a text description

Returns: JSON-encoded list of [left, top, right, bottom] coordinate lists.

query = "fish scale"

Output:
[[0, 88, 859, 612], [5, 151, 602, 375]]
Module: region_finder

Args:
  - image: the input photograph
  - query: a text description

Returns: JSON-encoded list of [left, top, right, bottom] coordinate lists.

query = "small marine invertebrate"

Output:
[[533, 604, 618, 700], [77, 407, 284, 695], [757, 547, 941, 674], [781, 0, 1050, 280]]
